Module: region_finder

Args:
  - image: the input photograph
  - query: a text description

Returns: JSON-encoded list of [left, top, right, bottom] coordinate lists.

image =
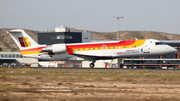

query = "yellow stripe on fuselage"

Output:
[[72, 40, 146, 51], [20, 51, 41, 55], [130, 40, 146, 48]]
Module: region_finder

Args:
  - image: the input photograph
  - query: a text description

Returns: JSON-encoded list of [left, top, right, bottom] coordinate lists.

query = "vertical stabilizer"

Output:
[[8, 29, 38, 50]]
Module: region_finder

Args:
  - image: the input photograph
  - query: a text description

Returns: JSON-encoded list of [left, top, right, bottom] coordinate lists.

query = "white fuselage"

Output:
[[26, 39, 176, 61]]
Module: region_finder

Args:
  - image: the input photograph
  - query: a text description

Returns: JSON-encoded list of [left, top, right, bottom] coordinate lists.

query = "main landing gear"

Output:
[[89, 63, 95, 68], [89, 60, 96, 68]]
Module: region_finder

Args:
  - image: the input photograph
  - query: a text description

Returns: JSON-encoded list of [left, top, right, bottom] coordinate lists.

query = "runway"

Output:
[[15, 67, 180, 71]]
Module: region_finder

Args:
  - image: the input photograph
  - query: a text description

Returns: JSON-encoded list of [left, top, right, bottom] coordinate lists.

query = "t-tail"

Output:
[[7, 29, 47, 56]]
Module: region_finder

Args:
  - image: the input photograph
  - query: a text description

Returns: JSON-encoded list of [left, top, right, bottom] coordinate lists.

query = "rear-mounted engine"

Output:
[[41, 44, 66, 55]]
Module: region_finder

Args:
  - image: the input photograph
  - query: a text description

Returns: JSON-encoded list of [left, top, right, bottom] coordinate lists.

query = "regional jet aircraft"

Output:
[[8, 29, 177, 68]]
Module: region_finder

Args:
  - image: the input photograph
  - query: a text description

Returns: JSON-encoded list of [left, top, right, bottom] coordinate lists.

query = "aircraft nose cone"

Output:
[[166, 45, 177, 53], [171, 47, 177, 53], [173, 48, 177, 52]]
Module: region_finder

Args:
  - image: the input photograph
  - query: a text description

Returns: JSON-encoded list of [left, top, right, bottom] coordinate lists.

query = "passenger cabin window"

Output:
[[134, 45, 136, 48], [156, 42, 165, 45], [124, 46, 126, 48]]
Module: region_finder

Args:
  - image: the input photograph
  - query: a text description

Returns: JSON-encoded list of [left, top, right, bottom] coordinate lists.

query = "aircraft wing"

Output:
[[74, 54, 114, 60], [66, 46, 114, 60]]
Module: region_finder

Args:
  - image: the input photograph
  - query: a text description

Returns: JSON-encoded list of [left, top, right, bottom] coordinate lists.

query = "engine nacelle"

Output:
[[52, 44, 66, 53], [41, 44, 67, 54]]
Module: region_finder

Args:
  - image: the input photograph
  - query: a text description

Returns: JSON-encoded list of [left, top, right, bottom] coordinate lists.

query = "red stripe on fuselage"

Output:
[[66, 40, 136, 48], [20, 46, 46, 52], [66, 46, 74, 55]]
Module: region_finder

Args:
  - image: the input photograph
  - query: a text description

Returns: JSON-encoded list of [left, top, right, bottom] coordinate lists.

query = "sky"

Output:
[[0, 0, 180, 34]]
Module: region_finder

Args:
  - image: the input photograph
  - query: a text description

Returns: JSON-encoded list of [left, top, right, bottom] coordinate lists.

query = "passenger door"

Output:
[[144, 43, 150, 53]]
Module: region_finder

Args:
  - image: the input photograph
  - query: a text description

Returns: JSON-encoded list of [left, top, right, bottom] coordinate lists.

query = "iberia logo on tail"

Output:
[[18, 37, 31, 47]]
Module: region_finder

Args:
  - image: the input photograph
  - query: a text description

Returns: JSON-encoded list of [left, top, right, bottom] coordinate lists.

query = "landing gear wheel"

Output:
[[89, 63, 95, 68]]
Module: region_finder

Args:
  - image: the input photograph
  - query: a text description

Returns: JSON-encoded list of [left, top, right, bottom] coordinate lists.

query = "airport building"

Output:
[[38, 61, 82, 67], [0, 52, 38, 67], [38, 26, 91, 45]]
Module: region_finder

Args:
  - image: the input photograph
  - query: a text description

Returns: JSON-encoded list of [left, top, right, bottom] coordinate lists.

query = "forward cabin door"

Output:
[[144, 43, 150, 53]]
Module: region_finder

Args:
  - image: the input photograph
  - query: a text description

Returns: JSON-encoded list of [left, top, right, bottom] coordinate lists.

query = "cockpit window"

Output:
[[156, 42, 166, 45]]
